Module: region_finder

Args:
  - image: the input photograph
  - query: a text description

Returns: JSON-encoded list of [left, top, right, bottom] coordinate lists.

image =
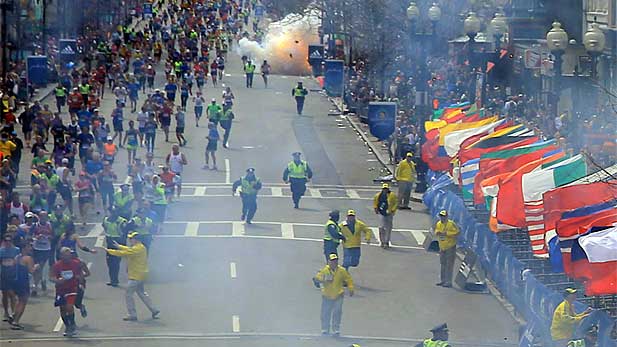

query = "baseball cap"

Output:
[[328, 253, 338, 260], [25, 211, 35, 218], [347, 209, 356, 216], [127, 232, 140, 239], [565, 288, 577, 295], [382, 183, 389, 189], [439, 210, 447, 216], [406, 152, 413, 157]]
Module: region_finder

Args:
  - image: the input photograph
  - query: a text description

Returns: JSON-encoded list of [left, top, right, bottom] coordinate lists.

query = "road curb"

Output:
[[326, 96, 423, 203]]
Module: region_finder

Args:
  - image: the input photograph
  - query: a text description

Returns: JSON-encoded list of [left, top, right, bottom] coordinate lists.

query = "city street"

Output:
[[1, 34, 518, 347]]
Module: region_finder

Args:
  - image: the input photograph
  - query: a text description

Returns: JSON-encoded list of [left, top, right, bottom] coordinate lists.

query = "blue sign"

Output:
[[367, 102, 396, 141], [255, 5, 264, 17], [58, 39, 77, 64], [27, 56, 48, 86], [324, 59, 344, 97], [143, 3, 153, 18]]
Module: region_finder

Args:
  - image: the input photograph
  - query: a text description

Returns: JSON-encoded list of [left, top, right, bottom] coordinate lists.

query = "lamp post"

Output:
[[428, 3, 441, 35], [490, 12, 507, 52], [463, 12, 481, 69], [583, 22, 606, 80], [546, 21, 568, 117], [0, 0, 14, 82]]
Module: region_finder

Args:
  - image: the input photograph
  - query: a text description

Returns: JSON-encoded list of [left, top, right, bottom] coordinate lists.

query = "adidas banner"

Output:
[[308, 45, 324, 65], [59, 39, 77, 63]]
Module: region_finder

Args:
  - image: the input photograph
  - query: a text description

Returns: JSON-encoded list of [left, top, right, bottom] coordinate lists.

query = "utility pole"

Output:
[[41, 0, 47, 55], [0, 0, 14, 82]]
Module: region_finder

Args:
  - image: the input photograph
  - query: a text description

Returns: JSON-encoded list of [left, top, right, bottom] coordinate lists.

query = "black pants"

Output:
[[323, 240, 339, 261], [289, 178, 307, 207], [75, 285, 85, 308], [220, 119, 232, 145], [295, 97, 305, 114], [241, 193, 257, 222], [106, 236, 124, 284]]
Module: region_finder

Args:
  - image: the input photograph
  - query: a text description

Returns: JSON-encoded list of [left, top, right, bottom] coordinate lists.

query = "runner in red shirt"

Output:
[[49, 247, 82, 337]]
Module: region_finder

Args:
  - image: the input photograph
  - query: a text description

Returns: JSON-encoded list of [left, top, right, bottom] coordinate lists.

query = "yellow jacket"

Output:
[[339, 219, 372, 248], [314, 264, 354, 300], [373, 191, 398, 215], [395, 159, 416, 182], [107, 243, 148, 281], [435, 219, 459, 251], [551, 300, 587, 340]]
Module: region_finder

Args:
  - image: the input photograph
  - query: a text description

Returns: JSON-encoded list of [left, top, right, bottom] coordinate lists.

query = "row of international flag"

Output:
[[421, 102, 617, 295]]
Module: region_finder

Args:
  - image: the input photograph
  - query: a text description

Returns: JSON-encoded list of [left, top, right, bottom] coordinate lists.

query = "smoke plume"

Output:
[[236, 13, 320, 75]]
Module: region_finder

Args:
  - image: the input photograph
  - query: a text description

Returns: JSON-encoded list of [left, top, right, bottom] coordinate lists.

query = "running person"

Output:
[[193, 91, 205, 127], [6, 241, 36, 330], [204, 122, 219, 170], [50, 247, 83, 337], [175, 106, 187, 146], [31, 212, 53, 296], [261, 60, 271, 88], [123, 120, 140, 164], [166, 144, 188, 199]]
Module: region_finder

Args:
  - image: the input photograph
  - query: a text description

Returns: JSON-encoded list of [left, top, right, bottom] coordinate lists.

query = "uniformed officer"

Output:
[[128, 208, 154, 250], [283, 152, 313, 209], [339, 210, 373, 271], [291, 81, 308, 114], [323, 210, 345, 262], [113, 183, 134, 219], [103, 207, 128, 287], [434, 210, 460, 288], [415, 323, 451, 347], [232, 168, 262, 224]]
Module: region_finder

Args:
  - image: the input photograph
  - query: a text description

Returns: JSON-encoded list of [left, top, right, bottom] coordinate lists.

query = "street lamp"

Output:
[[427, 3, 441, 34], [583, 22, 606, 79], [490, 12, 507, 50], [546, 21, 569, 117], [0, 0, 14, 82], [463, 12, 481, 42], [406, 2, 420, 22]]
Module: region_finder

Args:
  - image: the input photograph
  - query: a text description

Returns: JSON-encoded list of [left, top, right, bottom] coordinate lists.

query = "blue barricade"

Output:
[[422, 185, 617, 347]]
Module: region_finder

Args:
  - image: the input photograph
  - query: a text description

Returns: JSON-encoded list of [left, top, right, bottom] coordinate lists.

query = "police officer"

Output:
[[323, 210, 345, 261], [415, 323, 451, 347], [128, 208, 154, 250], [103, 207, 127, 287], [232, 168, 262, 225], [113, 183, 134, 219], [291, 81, 308, 115], [283, 152, 313, 209], [434, 210, 460, 288], [244, 60, 256, 88]]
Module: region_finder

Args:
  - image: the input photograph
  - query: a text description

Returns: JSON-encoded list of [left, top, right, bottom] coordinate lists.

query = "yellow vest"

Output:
[[287, 161, 307, 179], [423, 339, 450, 347], [324, 220, 342, 243], [435, 219, 459, 251], [241, 177, 260, 195]]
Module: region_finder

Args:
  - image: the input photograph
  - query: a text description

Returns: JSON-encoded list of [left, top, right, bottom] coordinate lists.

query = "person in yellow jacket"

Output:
[[373, 183, 398, 249], [395, 152, 416, 210], [339, 210, 372, 270], [434, 210, 459, 288], [105, 232, 160, 321], [312, 253, 354, 336], [414, 323, 451, 347], [551, 288, 592, 346]]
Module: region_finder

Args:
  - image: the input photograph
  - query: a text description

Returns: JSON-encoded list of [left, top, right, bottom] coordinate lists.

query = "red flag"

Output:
[[459, 136, 537, 167], [473, 145, 559, 205], [543, 180, 617, 243], [495, 151, 564, 227], [421, 136, 451, 172]]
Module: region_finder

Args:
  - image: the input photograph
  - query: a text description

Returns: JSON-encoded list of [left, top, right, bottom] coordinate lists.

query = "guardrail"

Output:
[[423, 171, 616, 347]]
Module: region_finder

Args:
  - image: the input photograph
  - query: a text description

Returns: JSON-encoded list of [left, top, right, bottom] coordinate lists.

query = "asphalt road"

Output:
[[1, 25, 519, 347]]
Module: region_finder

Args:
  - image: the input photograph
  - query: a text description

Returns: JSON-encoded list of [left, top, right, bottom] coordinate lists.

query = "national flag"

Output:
[[421, 135, 452, 172], [578, 226, 617, 295], [522, 155, 588, 256], [473, 141, 558, 206], [556, 201, 617, 278], [435, 116, 499, 145], [460, 158, 479, 199], [494, 150, 565, 232], [424, 106, 485, 132], [474, 142, 558, 205], [542, 167, 617, 253], [459, 131, 537, 165], [443, 119, 506, 157]]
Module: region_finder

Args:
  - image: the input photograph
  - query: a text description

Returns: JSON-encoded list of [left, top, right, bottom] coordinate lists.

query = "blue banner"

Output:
[[254, 5, 264, 17], [143, 3, 153, 18], [324, 59, 344, 97], [26, 56, 48, 86], [367, 102, 396, 141], [58, 39, 77, 64]]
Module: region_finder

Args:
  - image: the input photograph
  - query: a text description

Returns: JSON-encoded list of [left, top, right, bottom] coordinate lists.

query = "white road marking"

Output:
[[225, 159, 231, 184], [232, 315, 240, 332], [183, 193, 370, 200], [270, 187, 283, 197], [194, 186, 206, 196], [185, 222, 200, 236], [346, 189, 360, 199], [371, 227, 381, 244], [281, 223, 294, 239], [281, 76, 288, 79], [241, 146, 255, 149], [230, 262, 237, 279], [94, 235, 105, 248], [86, 224, 104, 237], [54, 263, 92, 332], [409, 230, 427, 245], [232, 222, 245, 236], [308, 188, 322, 198]]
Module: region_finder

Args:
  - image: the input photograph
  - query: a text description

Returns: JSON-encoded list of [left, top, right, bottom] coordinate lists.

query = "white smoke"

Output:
[[236, 12, 320, 75]]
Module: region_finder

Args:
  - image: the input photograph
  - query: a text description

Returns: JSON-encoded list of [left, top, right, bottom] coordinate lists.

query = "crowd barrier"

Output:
[[423, 171, 616, 347]]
